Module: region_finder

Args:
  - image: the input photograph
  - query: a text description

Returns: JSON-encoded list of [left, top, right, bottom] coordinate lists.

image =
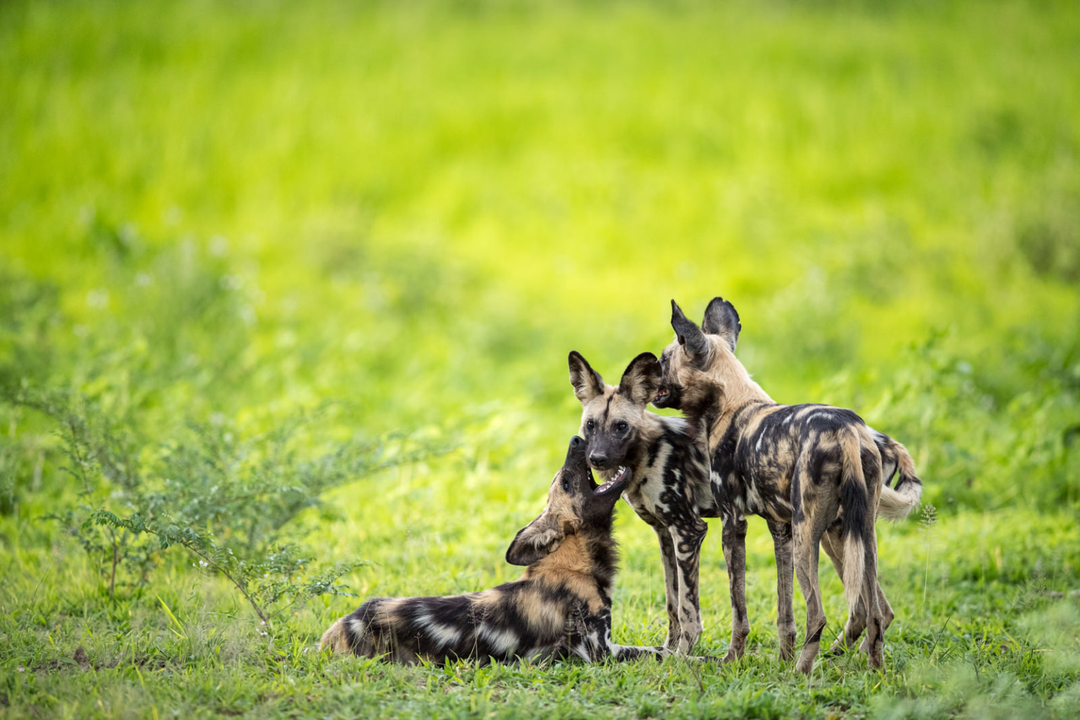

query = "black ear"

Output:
[[505, 512, 563, 566], [568, 351, 605, 404], [670, 300, 708, 358], [702, 297, 741, 352], [619, 352, 661, 406]]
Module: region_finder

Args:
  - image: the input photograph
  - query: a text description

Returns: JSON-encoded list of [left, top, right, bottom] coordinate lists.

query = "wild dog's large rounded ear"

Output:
[[505, 512, 563, 566], [702, 297, 741, 352], [671, 300, 708, 358], [619, 352, 662, 406], [568, 351, 605, 404]]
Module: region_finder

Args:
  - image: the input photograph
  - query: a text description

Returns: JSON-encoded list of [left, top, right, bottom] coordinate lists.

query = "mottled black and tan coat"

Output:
[[654, 297, 923, 672], [321, 437, 671, 665], [568, 351, 717, 656]]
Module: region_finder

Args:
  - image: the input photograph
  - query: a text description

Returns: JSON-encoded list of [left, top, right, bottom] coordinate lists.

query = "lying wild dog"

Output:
[[321, 436, 674, 665], [567, 351, 717, 657], [654, 297, 922, 672]]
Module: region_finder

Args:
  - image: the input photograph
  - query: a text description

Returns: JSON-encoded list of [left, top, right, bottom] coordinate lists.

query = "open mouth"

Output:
[[653, 388, 670, 404], [592, 466, 631, 496]]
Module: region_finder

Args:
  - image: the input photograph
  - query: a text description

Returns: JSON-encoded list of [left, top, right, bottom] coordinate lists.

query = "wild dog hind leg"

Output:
[[859, 523, 885, 669], [793, 462, 836, 674], [720, 512, 749, 662], [821, 525, 893, 657], [821, 525, 865, 654]]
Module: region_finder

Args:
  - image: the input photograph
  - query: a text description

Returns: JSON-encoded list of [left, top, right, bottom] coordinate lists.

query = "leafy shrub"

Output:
[[0, 383, 440, 625], [0, 239, 445, 624]]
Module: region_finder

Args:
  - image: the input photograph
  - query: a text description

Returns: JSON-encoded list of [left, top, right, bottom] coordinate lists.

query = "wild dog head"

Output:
[[566, 351, 661, 478], [653, 297, 744, 413], [505, 435, 629, 566]]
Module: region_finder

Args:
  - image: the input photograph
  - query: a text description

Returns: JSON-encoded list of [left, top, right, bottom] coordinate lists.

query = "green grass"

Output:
[[2, 0, 1079, 717]]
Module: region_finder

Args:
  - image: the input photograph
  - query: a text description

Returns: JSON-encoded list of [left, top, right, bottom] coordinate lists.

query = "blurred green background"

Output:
[[2, 1, 1079, 717]]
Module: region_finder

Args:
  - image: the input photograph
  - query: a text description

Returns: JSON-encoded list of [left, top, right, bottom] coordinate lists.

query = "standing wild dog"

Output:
[[654, 297, 922, 672], [321, 436, 674, 665], [567, 351, 718, 657]]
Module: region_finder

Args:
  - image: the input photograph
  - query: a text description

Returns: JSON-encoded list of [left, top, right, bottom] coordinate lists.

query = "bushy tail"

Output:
[[877, 437, 922, 521], [839, 427, 869, 614], [320, 617, 352, 654]]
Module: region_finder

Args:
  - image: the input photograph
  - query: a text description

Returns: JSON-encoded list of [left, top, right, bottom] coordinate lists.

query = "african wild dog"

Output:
[[654, 297, 923, 672], [321, 436, 674, 665], [567, 351, 718, 657]]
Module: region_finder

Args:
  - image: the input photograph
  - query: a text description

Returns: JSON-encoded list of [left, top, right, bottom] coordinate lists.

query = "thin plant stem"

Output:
[[923, 544, 930, 606]]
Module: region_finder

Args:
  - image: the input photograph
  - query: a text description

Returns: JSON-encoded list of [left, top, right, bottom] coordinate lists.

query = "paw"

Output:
[[721, 647, 743, 663]]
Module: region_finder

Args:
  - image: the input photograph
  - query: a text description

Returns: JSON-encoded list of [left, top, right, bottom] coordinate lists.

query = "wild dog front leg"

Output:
[[652, 524, 683, 651], [767, 519, 797, 661], [606, 630, 668, 662], [668, 516, 708, 655], [721, 512, 749, 662], [572, 608, 667, 662]]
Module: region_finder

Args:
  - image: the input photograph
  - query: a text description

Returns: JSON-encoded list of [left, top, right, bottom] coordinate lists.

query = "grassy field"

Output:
[[2, 0, 1079, 717]]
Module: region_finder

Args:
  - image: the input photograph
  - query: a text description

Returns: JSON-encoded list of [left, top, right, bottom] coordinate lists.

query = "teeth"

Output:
[[597, 467, 630, 494]]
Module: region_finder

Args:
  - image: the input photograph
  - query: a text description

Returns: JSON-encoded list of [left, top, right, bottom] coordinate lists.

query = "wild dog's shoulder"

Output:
[[711, 401, 782, 477], [637, 413, 707, 472], [631, 413, 711, 509]]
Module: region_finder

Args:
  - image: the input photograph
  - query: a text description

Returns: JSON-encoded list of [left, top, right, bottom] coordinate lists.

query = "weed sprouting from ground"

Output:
[[918, 503, 938, 607]]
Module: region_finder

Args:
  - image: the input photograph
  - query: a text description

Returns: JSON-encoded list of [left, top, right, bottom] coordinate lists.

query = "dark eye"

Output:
[[585, 419, 596, 432], [616, 421, 629, 433], [561, 475, 571, 492]]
